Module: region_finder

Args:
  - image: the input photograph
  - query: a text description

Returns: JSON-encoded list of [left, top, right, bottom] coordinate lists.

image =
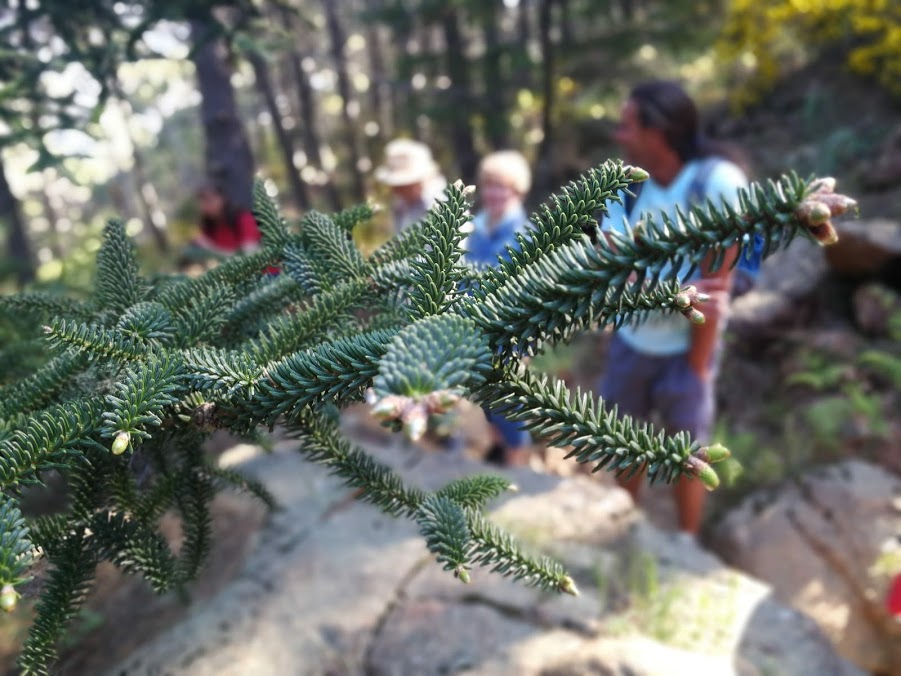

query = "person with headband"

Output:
[[597, 80, 749, 536]]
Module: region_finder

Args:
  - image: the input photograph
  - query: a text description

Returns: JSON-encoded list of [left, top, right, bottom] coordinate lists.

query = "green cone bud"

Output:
[[626, 166, 650, 182], [559, 575, 580, 596], [674, 293, 691, 309], [687, 456, 720, 491], [683, 308, 705, 324], [111, 431, 130, 456], [455, 566, 471, 584], [808, 221, 838, 246], [698, 443, 731, 464], [0, 584, 19, 613]]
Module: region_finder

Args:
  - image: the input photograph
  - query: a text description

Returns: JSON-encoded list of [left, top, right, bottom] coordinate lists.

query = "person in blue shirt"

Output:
[[598, 81, 748, 536], [462, 150, 534, 465]]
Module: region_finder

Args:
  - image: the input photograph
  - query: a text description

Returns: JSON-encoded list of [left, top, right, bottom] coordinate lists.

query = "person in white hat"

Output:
[[375, 139, 447, 232]]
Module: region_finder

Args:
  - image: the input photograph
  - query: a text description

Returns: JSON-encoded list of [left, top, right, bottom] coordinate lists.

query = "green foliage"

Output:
[[0, 160, 852, 673]]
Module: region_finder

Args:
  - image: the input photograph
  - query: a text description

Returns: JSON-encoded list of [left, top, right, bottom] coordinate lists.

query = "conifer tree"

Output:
[[0, 165, 854, 674]]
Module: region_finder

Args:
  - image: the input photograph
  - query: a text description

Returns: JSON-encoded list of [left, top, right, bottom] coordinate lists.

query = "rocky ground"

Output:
[[21, 407, 860, 676]]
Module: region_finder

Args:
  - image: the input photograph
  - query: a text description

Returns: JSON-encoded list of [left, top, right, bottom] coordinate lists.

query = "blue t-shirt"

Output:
[[601, 159, 748, 355], [462, 205, 530, 267]]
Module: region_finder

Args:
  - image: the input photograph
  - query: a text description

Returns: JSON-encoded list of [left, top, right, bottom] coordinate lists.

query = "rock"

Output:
[[861, 123, 901, 190], [824, 218, 901, 279], [106, 439, 862, 676], [711, 460, 901, 674], [853, 282, 901, 337], [730, 237, 827, 331]]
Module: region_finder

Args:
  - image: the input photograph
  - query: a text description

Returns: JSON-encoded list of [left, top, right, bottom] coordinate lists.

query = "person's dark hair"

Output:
[[629, 80, 749, 172], [197, 180, 241, 237]]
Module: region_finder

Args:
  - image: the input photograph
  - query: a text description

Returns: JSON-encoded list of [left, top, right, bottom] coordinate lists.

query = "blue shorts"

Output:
[[597, 333, 716, 443], [485, 409, 531, 449]]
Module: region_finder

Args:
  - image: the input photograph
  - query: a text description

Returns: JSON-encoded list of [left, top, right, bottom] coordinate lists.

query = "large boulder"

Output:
[[824, 218, 901, 280], [105, 430, 862, 676], [711, 460, 901, 674], [729, 236, 828, 332]]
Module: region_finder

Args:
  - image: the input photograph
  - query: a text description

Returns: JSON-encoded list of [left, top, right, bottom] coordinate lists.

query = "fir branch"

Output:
[[407, 182, 472, 318], [184, 347, 264, 399], [290, 414, 427, 518], [368, 217, 430, 267], [416, 496, 471, 581], [301, 210, 366, 281], [476, 367, 698, 485], [333, 203, 377, 233], [0, 293, 94, 324], [94, 219, 146, 315], [435, 475, 515, 511], [223, 273, 302, 336], [17, 529, 96, 676], [0, 494, 34, 592], [171, 282, 236, 347], [475, 161, 647, 299], [115, 302, 176, 346], [0, 399, 104, 489], [175, 441, 214, 582], [0, 351, 85, 419], [252, 178, 291, 251], [372, 314, 493, 398], [464, 507, 577, 594], [251, 328, 398, 420], [283, 241, 325, 295], [250, 278, 369, 363], [88, 511, 178, 594], [43, 318, 147, 362], [156, 249, 280, 313], [101, 352, 185, 444]]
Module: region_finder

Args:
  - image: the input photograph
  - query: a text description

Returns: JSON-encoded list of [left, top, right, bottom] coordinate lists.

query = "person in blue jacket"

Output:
[[462, 150, 534, 466]]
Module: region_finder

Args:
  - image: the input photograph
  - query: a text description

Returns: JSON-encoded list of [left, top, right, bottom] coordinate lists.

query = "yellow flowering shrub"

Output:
[[718, 0, 900, 106]]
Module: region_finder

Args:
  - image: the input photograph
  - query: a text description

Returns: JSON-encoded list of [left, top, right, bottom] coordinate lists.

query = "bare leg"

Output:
[[672, 475, 706, 535]]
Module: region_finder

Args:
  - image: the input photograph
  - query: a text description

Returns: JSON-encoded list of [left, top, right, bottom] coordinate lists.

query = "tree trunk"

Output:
[[363, 0, 391, 142], [0, 157, 34, 287], [321, 0, 366, 202], [441, 6, 479, 183], [130, 145, 170, 253], [189, 14, 255, 209], [481, 1, 508, 149], [535, 0, 557, 192], [246, 48, 311, 211], [558, 0, 573, 44], [38, 175, 63, 260], [515, 0, 534, 90], [284, 45, 343, 211]]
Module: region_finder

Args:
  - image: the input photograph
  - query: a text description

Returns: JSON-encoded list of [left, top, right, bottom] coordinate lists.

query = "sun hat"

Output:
[[374, 139, 440, 186]]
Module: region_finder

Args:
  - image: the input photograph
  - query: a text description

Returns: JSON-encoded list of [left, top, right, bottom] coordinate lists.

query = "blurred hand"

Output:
[[693, 277, 732, 324]]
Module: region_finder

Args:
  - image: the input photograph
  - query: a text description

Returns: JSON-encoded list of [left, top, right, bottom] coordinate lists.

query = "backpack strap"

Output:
[[686, 157, 719, 207]]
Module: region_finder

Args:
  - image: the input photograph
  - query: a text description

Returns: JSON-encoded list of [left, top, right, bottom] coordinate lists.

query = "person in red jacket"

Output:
[[192, 181, 262, 256]]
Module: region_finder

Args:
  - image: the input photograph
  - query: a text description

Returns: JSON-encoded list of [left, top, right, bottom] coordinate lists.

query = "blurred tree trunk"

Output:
[[481, 0, 508, 149], [440, 6, 479, 183], [130, 146, 170, 253], [37, 176, 62, 260], [189, 13, 255, 209], [363, 0, 391, 142], [322, 0, 366, 202], [281, 28, 343, 211], [246, 48, 311, 211], [515, 0, 534, 90], [0, 158, 34, 287], [535, 0, 557, 191], [109, 87, 170, 253], [558, 0, 573, 44], [393, 15, 420, 138]]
